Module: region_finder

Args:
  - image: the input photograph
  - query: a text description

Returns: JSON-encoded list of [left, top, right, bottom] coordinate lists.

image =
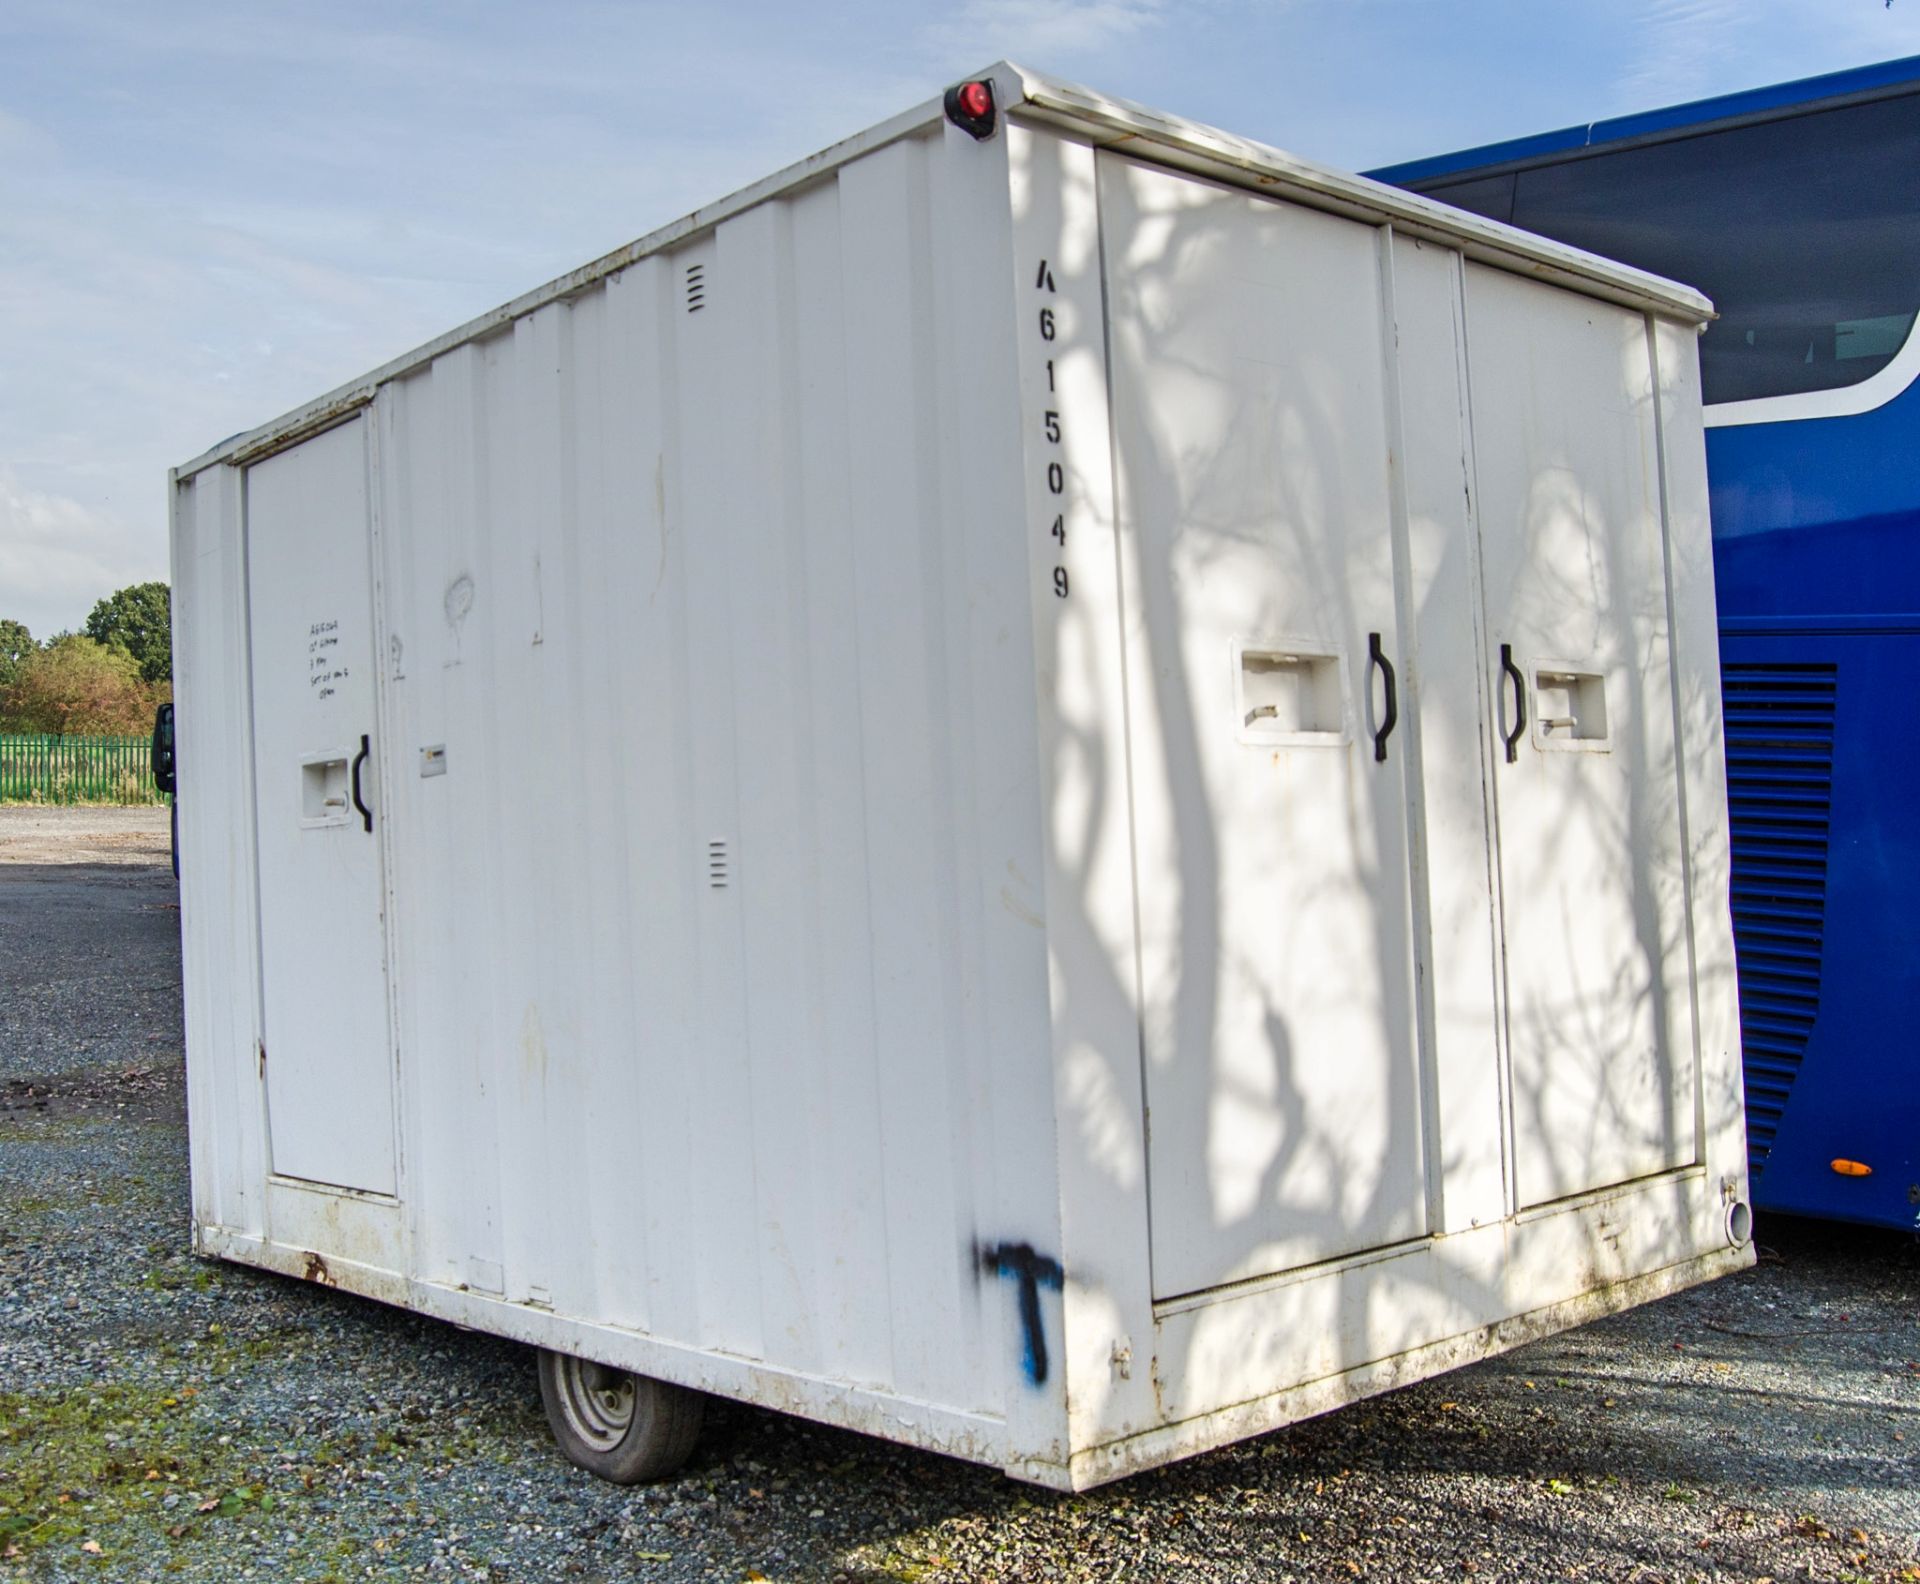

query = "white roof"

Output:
[[178, 61, 1713, 480]]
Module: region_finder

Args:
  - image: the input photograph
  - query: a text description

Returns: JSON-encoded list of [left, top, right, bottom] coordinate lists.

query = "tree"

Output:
[[84, 581, 171, 684], [0, 635, 156, 735], [0, 619, 31, 693]]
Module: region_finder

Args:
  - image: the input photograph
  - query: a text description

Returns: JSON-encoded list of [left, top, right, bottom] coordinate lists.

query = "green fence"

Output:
[[0, 735, 170, 806]]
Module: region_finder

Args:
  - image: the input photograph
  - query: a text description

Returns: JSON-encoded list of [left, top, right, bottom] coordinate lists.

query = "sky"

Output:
[[5, 0, 1920, 641]]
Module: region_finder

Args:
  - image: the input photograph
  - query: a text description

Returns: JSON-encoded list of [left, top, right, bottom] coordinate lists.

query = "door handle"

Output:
[[1368, 632, 1398, 763], [350, 734, 373, 832], [1499, 643, 1527, 764]]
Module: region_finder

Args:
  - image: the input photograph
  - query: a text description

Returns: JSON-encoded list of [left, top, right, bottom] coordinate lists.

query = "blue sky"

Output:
[[5, 0, 1920, 639]]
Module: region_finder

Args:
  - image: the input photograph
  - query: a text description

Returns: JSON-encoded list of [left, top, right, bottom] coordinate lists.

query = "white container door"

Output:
[[1462, 266, 1697, 1206], [244, 417, 399, 1196], [1101, 156, 1429, 1298]]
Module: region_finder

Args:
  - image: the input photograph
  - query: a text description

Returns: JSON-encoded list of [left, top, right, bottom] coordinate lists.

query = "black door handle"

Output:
[[1500, 643, 1527, 764], [1368, 631, 1398, 763], [350, 734, 373, 832]]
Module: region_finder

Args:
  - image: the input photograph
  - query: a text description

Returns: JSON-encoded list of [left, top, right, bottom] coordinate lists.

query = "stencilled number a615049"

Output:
[[1035, 260, 1067, 598]]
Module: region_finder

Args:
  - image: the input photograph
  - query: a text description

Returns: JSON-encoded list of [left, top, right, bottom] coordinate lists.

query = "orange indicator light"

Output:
[[1830, 1158, 1872, 1177]]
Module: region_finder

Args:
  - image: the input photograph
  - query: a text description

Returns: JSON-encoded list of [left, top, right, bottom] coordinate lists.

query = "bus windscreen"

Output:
[[1421, 93, 1920, 406]]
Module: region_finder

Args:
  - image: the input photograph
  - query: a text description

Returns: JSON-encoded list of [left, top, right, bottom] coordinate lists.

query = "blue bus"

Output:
[[1372, 58, 1920, 1232]]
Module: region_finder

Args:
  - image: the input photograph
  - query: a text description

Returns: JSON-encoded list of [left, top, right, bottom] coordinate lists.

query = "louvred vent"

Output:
[[1721, 661, 1837, 1173]]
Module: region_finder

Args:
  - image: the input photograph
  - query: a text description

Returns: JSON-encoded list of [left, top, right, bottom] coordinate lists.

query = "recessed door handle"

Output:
[[1368, 632, 1398, 763], [1500, 644, 1527, 764], [350, 734, 373, 832]]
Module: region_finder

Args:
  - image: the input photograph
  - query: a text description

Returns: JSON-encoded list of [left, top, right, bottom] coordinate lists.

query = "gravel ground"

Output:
[[0, 809, 176, 1084], [2, 806, 1916, 1583], [0, 808, 172, 868]]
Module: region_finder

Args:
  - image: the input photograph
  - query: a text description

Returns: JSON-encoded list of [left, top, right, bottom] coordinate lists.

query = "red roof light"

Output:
[[944, 78, 997, 140]]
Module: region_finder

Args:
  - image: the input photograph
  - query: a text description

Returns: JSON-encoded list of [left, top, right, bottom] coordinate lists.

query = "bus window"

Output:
[[1419, 171, 1514, 226], [1421, 93, 1920, 405]]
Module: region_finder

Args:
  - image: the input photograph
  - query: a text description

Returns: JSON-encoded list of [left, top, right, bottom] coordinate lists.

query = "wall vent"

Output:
[[707, 838, 730, 889], [1721, 660, 1838, 1174], [685, 263, 706, 313]]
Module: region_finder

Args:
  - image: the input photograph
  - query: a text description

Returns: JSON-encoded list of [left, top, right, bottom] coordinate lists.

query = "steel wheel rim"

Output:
[[555, 1357, 636, 1451]]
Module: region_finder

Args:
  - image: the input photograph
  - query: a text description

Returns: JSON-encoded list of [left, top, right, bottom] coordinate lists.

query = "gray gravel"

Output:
[[1, 808, 176, 1084], [0, 808, 173, 869], [2, 806, 1916, 1583]]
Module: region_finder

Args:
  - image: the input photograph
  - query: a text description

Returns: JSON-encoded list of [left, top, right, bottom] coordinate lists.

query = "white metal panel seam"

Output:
[[1444, 253, 1520, 1223], [1372, 224, 1447, 1238], [435, 341, 507, 1294], [366, 393, 412, 1250], [235, 460, 281, 1214], [472, 332, 521, 1296], [226, 456, 272, 1221], [1440, 249, 1512, 1226], [1641, 314, 1710, 1170], [375, 383, 435, 1287], [644, 250, 706, 1346], [779, 181, 893, 1386], [674, 227, 766, 1354], [868, 134, 976, 1402], [1087, 133, 1158, 1306], [582, 267, 654, 1332], [173, 471, 241, 1233], [922, 127, 1008, 1416], [554, 283, 626, 1325], [764, 193, 834, 1378]]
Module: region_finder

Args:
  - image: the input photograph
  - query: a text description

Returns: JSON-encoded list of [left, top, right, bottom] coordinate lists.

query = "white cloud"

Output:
[[1617, 0, 1920, 111], [0, 470, 154, 639], [1617, 0, 1743, 106], [0, 105, 59, 163], [922, 0, 1171, 63]]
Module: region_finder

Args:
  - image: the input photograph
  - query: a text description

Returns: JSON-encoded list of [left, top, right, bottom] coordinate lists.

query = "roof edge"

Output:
[[179, 61, 1711, 481], [1004, 65, 1713, 325], [176, 80, 960, 478]]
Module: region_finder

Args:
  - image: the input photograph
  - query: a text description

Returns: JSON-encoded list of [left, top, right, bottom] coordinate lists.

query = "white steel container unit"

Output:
[[171, 64, 1752, 1491]]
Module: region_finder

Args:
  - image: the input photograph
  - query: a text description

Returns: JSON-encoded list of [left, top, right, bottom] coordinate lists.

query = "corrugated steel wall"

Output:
[[175, 462, 270, 1242], [360, 126, 1053, 1429]]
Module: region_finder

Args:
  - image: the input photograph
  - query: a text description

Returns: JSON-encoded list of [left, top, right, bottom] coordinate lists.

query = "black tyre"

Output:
[[535, 1348, 704, 1484]]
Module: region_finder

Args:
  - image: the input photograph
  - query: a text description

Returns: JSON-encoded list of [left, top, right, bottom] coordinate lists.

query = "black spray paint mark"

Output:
[[978, 1242, 1064, 1386]]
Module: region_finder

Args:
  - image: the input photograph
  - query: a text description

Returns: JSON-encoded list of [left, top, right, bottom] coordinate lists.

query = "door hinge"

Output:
[[257, 1039, 267, 1078]]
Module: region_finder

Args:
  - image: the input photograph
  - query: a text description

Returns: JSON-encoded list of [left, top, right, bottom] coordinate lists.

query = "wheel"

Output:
[[535, 1348, 705, 1483]]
